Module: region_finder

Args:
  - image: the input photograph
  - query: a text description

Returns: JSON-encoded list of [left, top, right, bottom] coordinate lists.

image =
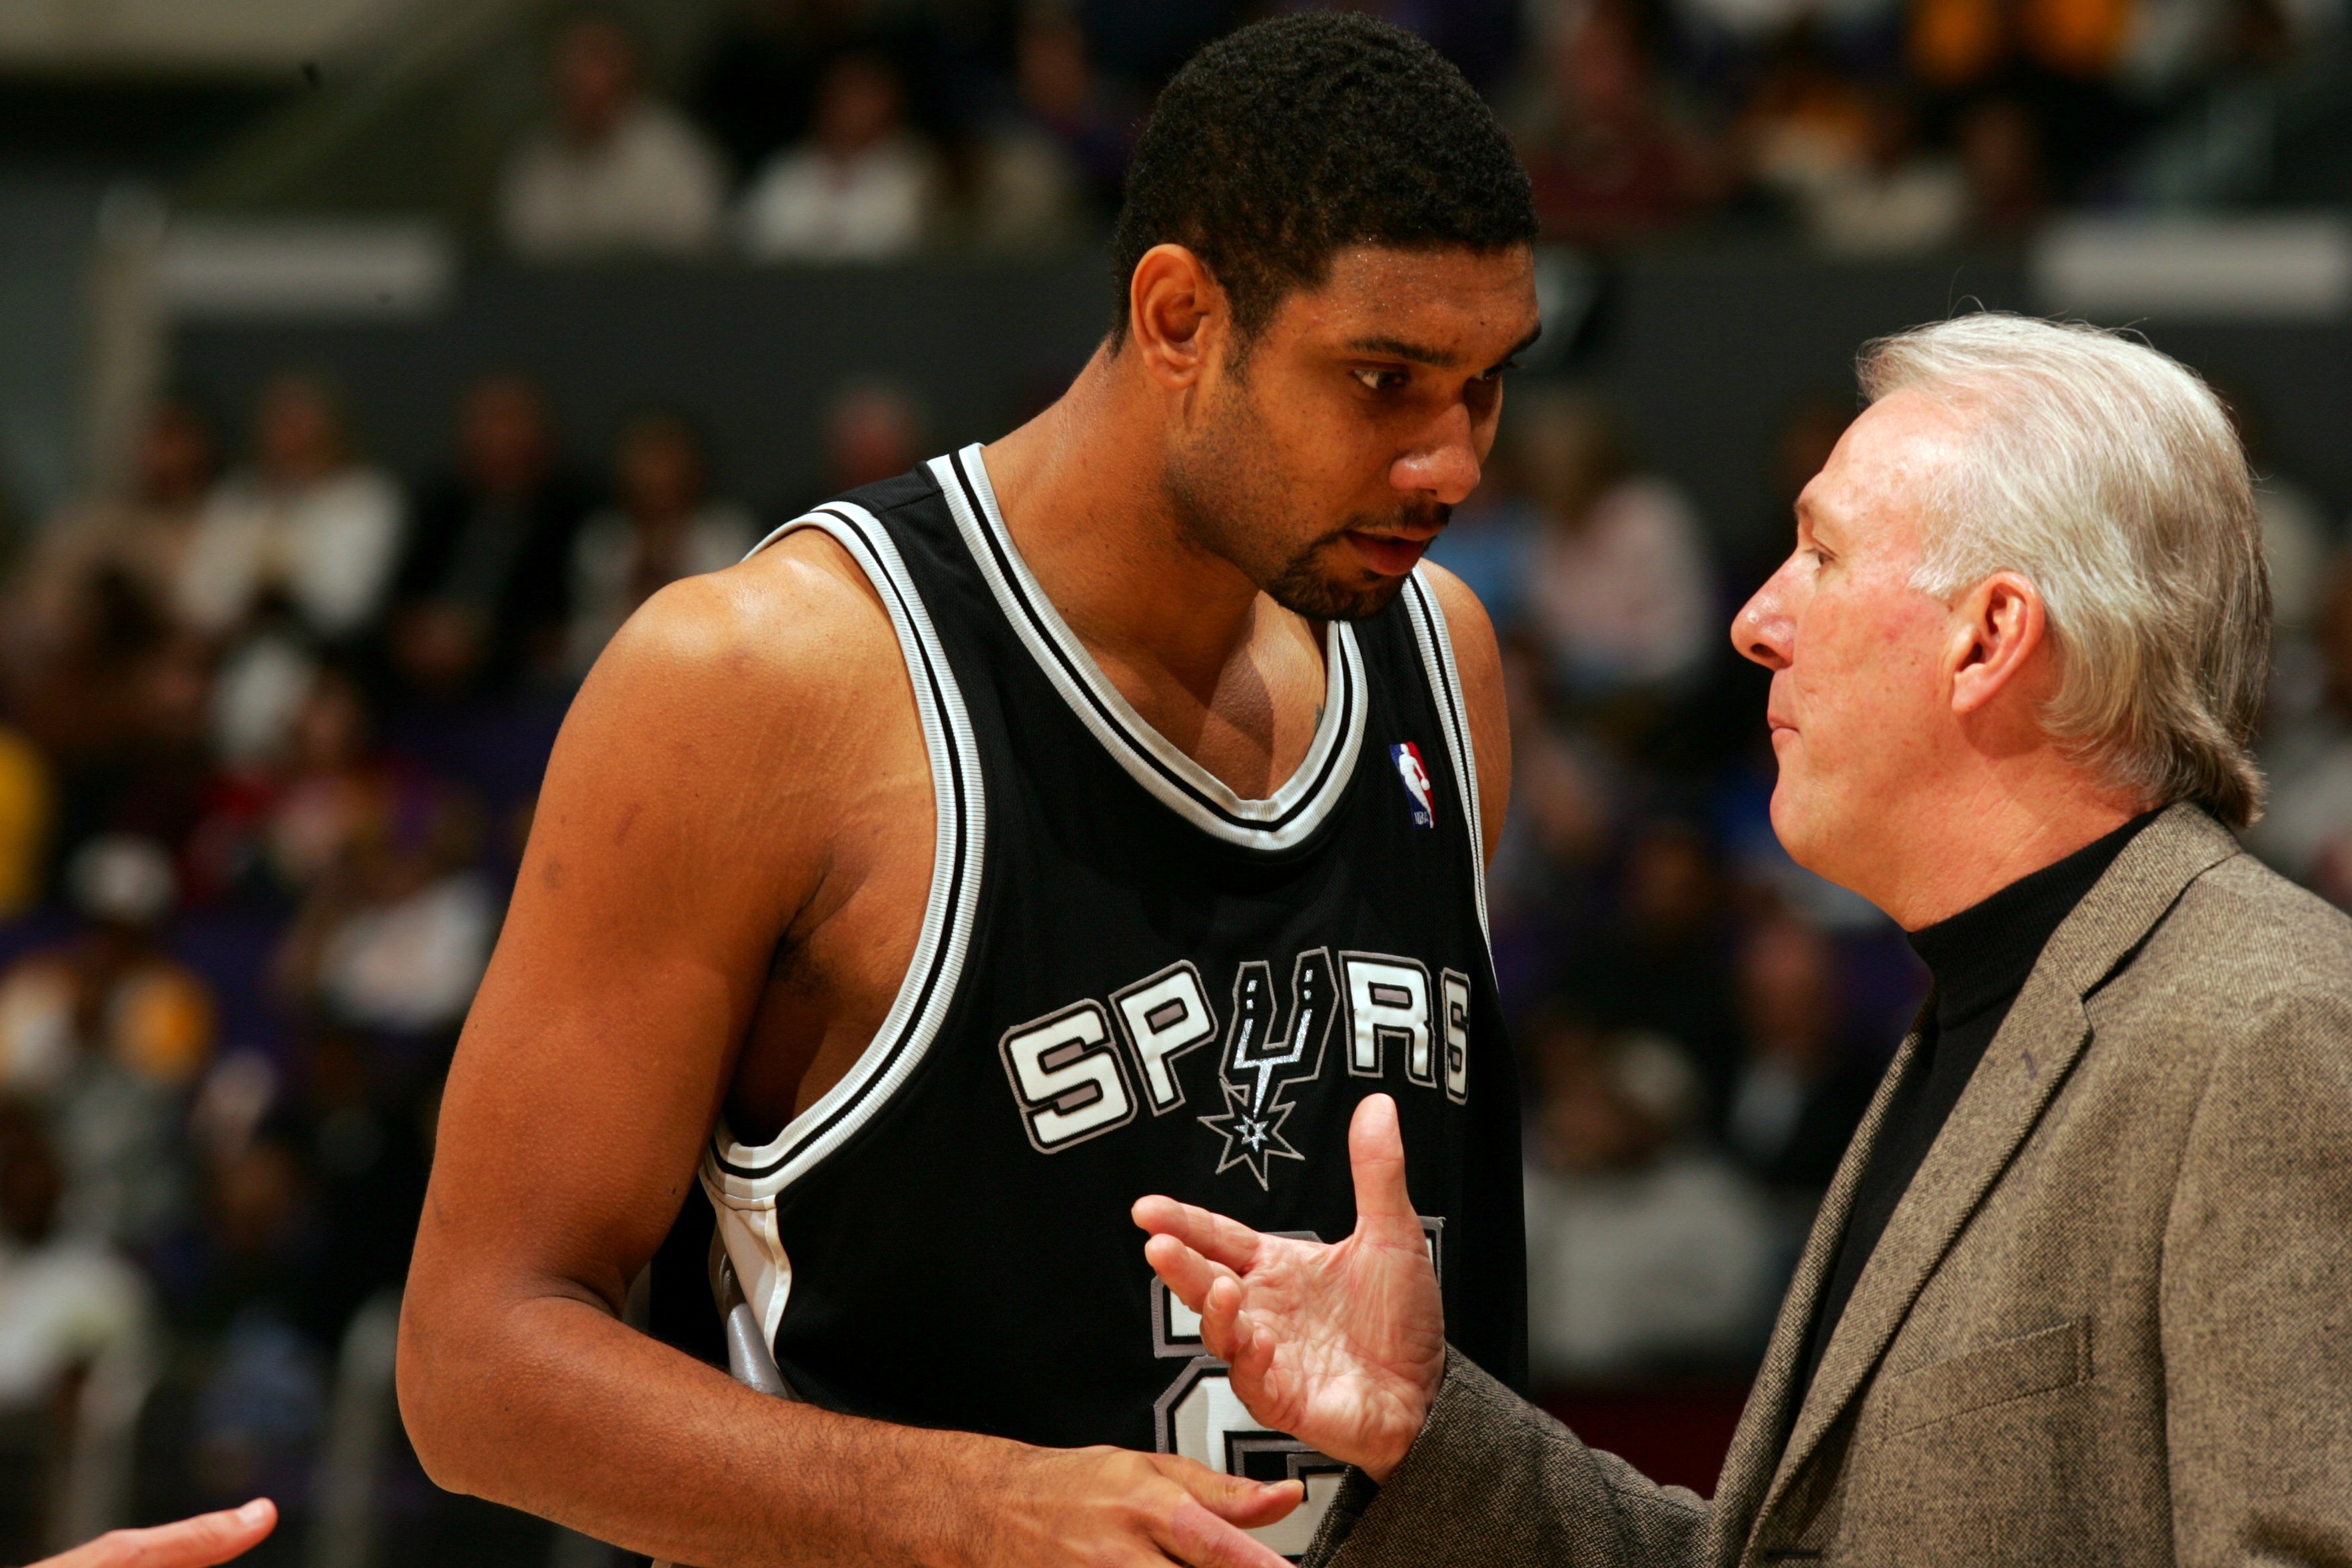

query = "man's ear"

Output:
[[1126, 244, 1228, 392], [1946, 571, 2050, 717]]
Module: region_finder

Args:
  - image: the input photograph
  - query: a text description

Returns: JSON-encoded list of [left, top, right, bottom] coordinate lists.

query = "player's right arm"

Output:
[[397, 530, 1296, 1568]]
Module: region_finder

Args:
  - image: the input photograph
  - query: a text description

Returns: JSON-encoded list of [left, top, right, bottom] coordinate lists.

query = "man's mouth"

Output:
[[1344, 528, 1439, 578]]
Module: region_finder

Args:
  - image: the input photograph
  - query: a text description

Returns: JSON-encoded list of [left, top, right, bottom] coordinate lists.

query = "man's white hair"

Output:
[[1859, 312, 2269, 827]]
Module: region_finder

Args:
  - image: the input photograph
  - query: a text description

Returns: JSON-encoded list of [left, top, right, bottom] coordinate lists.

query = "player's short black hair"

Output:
[[1108, 12, 1537, 352]]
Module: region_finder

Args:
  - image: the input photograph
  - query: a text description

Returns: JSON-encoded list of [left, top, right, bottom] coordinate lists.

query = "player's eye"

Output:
[[1353, 368, 1408, 393]]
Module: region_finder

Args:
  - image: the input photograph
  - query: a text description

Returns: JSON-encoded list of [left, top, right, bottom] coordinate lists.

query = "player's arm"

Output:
[[398, 534, 1294, 1568], [1419, 562, 1510, 868]]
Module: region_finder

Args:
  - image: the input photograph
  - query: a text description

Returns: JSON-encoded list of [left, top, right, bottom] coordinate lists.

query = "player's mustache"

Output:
[[1315, 501, 1454, 546]]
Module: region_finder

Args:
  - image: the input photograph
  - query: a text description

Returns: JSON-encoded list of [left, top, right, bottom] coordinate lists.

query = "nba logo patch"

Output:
[[1390, 742, 1435, 829]]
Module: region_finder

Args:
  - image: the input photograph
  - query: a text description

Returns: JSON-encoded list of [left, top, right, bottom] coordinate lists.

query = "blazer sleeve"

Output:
[[1305, 1348, 1710, 1568], [2161, 987, 2352, 1564]]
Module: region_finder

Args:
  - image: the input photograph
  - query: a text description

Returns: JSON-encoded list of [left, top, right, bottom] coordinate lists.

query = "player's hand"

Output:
[[980, 1446, 1299, 1567], [1133, 1094, 1444, 1482], [33, 1499, 277, 1568]]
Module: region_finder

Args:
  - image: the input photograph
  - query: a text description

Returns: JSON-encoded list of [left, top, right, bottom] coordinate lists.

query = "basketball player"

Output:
[[400, 15, 1540, 1566]]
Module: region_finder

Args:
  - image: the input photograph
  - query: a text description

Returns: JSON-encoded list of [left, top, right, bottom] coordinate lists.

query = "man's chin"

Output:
[[1262, 566, 1407, 623]]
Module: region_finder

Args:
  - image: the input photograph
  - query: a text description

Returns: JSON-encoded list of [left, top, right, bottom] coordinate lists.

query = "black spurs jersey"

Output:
[[652, 447, 1525, 1555]]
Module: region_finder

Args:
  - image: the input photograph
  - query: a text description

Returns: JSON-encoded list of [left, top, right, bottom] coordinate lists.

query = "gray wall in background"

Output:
[[0, 175, 102, 534], [173, 260, 1116, 515], [172, 253, 2352, 560]]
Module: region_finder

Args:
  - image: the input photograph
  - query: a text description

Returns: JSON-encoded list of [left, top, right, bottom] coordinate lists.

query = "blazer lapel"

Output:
[[1757, 805, 2241, 1520], [1705, 1022, 1926, 1561]]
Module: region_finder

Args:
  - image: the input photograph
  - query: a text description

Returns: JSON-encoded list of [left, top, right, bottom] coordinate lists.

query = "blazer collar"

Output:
[[1753, 804, 2240, 1530]]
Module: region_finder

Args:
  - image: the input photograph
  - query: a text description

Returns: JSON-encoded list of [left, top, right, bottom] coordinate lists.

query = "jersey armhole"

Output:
[[698, 503, 988, 1347]]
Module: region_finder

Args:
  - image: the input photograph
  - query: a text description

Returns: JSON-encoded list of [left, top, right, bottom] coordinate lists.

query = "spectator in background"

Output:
[[271, 777, 492, 1045], [175, 375, 404, 649], [820, 376, 929, 498], [1519, 1006, 1777, 1381], [1010, 7, 1134, 218], [1954, 97, 2047, 235], [150, 1124, 326, 1511], [935, 10, 1115, 255], [0, 1102, 153, 1561], [1723, 910, 1880, 1194], [1510, 0, 1722, 246], [5, 566, 214, 880], [1782, 90, 1968, 254], [0, 1102, 151, 1406], [740, 53, 940, 260], [12, 401, 216, 670], [1518, 390, 1715, 703], [693, 0, 907, 180], [386, 374, 591, 703], [0, 837, 212, 1250], [568, 414, 759, 673], [2251, 558, 2352, 907], [498, 13, 728, 262], [0, 727, 46, 921], [1555, 818, 1746, 1111]]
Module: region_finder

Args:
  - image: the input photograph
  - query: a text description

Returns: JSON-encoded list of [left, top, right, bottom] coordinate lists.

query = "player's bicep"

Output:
[[1418, 562, 1511, 868], [426, 571, 854, 1301]]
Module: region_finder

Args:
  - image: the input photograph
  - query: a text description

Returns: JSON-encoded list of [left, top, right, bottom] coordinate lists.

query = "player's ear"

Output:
[[1128, 244, 1226, 392]]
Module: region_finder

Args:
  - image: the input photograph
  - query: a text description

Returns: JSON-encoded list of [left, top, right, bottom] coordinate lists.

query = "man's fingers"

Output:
[[1154, 1497, 1295, 1568], [1348, 1094, 1420, 1236], [55, 1499, 277, 1568], [1142, 1233, 1236, 1317], [1152, 1456, 1302, 1527], [1132, 1195, 1265, 1272]]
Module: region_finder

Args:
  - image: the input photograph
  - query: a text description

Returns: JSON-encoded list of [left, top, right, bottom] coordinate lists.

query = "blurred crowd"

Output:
[[0, 370, 927, 1555], [488, 0, 2343, 267]]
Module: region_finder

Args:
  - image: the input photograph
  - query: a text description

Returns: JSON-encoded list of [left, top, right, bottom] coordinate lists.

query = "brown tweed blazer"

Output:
[[1308, 805, 2352, 1567]]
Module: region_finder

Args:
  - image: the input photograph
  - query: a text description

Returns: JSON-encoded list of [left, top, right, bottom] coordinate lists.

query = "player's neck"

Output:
[[982, 348, 1286, 699]]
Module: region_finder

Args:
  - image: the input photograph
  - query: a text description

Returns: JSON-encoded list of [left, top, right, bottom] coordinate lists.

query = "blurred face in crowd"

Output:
[[462, 374, 556, 498], [617, 416, 707, 524], [826, 382, 923, 491], [139, 404, 216, 510], [1018, 12, 1094, 120], [556, 18, 639, 144], [1739, 915, 1837, 1071], [1160, 242, 1539, 621], [815, 55, 905, 161], [254, 375, 348, 485], [1732, 389, 1982, 901]]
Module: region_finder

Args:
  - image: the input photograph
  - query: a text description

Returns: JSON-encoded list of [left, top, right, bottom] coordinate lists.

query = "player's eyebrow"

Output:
[[1344, 324, 1543, 372]]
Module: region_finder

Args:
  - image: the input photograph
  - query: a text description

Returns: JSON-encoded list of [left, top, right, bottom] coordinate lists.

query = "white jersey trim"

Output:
[[1401, 568, 1491, 951], [933, 445, 1367, 853], [699, 502, 987, 1346]]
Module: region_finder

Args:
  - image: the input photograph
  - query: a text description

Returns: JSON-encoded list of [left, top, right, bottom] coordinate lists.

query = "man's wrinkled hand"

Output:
[[36, 1499, 276, 1568], [1132, 1094, 1445, 1482], [977, 1446, 1300, 1568]]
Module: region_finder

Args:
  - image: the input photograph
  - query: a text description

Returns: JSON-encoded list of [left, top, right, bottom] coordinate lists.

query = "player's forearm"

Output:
[[397, 1288, 1021, 1568]]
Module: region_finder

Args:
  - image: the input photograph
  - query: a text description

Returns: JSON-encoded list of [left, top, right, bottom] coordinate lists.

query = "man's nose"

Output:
[[1390, 405, 1482, 507], [1733, 570, 1795, 671]]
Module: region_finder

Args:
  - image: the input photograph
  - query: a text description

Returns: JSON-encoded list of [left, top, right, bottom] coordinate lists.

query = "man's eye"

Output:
[[1354, 368, 1406, 392]]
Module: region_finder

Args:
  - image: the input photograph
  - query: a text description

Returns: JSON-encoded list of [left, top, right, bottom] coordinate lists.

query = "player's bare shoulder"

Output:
[[528, 526, 930, 941]]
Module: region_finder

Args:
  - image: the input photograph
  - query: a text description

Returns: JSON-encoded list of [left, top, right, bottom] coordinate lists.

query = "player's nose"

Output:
[[1389, 406, 1481, 507]]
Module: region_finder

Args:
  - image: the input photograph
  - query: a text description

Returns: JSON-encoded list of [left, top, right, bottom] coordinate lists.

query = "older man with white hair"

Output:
[[1136, 313, 2352, 1566]]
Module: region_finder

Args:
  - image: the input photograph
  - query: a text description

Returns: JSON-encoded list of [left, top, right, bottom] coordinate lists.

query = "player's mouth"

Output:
[[1344, 528, 1438, 577]]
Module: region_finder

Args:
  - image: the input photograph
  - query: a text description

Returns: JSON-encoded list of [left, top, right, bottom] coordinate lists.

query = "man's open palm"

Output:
[[1132, 1094, 1445, 1481]]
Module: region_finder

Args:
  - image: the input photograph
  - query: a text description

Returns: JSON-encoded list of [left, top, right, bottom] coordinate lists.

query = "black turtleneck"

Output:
[[1792, 809, 2161, 1402]]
